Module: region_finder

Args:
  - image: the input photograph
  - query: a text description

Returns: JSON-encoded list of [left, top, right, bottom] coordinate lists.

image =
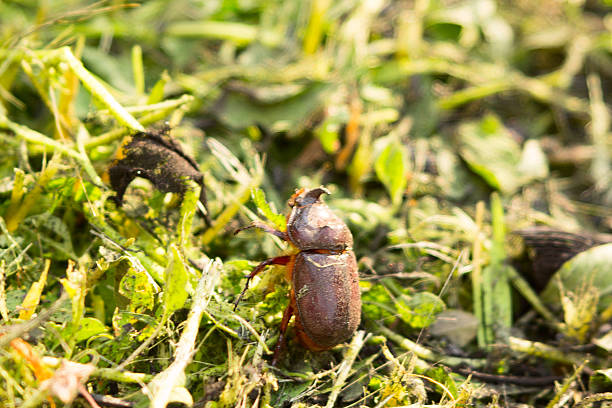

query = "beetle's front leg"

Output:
[[233, 255, 291, 310], [272, 295, 295, 366], [234, 221, 288, 241]]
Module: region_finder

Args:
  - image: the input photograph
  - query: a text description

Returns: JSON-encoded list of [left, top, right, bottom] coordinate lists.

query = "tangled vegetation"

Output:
[[0, 0, 611, 407]]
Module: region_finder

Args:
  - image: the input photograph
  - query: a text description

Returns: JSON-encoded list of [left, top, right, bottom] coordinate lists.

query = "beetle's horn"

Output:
[[302, 187, 330, 204]]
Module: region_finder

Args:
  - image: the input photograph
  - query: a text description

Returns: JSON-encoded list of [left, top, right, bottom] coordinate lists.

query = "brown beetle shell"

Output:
[[287, 191, 353, 251], [292, 251, 361, 349]]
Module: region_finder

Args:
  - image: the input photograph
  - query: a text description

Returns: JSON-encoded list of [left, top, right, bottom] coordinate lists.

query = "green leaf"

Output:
[[479, 193, 512, 345], [458, 115, 548, 194], [541, 243, 612, 313], [315, 113, 346, 154], [215, 82, 332, 134], [426, 366, 459, 401], [118, 265, 155, 314], [396, 292, 446, 328], [147, 71, 170, 104], [24, 213, 76, 260], [69, 317, 109, 344], [361, 282, 396, 324], [481, 264, 513, 342], [589, 368, 612, 392], [251, 188, 286, 231], [47, 177, 102, 203], [458, 115, 521, 193], [374, 139, 407, 207], [163, 244, 190, 316], [435, 146, 474, 200]]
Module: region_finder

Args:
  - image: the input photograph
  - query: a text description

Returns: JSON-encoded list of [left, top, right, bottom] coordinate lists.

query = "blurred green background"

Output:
[[0, 0, 611, 406]]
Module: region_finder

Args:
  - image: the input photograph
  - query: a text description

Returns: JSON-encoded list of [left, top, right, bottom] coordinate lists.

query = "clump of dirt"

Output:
[[108, 129, 210, 223]]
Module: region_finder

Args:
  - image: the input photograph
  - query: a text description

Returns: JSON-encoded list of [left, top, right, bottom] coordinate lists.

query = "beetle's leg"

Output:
[[272, 294, 295, 366], [233, 255, 291, 310], [234, 221, 288, 241]]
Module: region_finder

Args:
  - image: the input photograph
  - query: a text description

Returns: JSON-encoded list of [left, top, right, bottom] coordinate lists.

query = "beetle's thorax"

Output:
[[287, 201, 353, 251]]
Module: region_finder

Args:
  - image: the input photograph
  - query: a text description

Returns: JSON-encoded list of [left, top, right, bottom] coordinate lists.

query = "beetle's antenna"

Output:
[[234, 221, 287, 240]]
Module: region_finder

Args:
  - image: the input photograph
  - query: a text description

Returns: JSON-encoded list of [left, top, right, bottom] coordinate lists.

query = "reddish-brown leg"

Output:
[[272, 293, 296, 366], [234, 220, 288, 241], [233, 255, 291, 310]]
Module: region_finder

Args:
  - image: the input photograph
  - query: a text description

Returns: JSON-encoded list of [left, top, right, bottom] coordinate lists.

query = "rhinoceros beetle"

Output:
[[235, 187, 361, 364]]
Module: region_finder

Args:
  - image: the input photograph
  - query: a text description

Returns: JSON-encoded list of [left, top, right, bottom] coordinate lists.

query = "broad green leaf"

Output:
[[396, 292, 446, 328], [458, 115, 548, 194], [589, 369, 612, 392], [316, 120, 341, 153], [68, 317, 109, 344], [541, 243, 612, 313], [374, 139, 407, 207], [435, 147, 475, 200], [458, 115, 520, 193], [118, 265, 155, 314], [361, 282, 396, 324], [215, 82, 332, 134], [407, 77, 439, 139], [82, 46, 134, 93], [315, 105, 349, 154], [251, 188, 286, 231], [111, 311, 158, 341], [163, 244, 190, 316]]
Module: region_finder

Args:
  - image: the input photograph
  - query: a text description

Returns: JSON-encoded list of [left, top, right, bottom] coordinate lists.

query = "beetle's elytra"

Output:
[[235, 187, 361, 363], [107, 129, 211, 225], [293, 250, 360, 350]]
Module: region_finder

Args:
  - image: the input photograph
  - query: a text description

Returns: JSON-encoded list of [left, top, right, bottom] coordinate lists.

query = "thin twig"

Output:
[[146, 259, 221, 408], [545, 361, 587, 408], [325, 330, 367, 408], [509, 337, 592, 373], [574, 392, 612, 408], [0, 292, 69, 348], [377, 323, 486, 368]]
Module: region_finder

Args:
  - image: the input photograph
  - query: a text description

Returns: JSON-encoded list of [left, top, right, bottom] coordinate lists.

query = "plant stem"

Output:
[[3, 153, 61, 232], [148, 260, 221, 408], [325, 330, 366, 408], [472, 200, 486, 348], [377, 324, 486, 368], [61, 47, 144, 131]]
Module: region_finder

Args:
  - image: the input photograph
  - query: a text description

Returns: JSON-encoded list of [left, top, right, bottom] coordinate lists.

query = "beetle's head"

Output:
[[288, 187, 330, 207]]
